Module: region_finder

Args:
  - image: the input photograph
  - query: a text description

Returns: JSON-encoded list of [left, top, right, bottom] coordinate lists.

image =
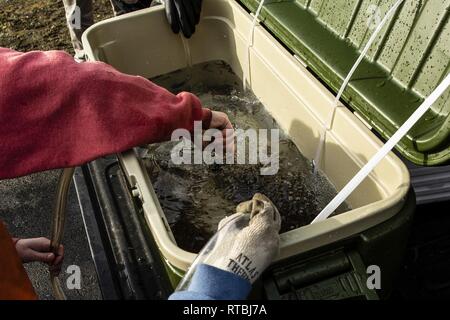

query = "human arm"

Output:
[[0, 47, 217, 179]]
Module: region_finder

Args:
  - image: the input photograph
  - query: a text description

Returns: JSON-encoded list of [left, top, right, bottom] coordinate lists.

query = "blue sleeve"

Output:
[[169, 264, 252, 300]]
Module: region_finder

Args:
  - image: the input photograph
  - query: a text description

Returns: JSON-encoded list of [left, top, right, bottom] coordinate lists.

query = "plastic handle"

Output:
[[312, 72, 450, 224]]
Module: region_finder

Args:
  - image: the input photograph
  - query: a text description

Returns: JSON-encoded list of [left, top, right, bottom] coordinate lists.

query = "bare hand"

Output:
[[209, 111, 233, 131], [14, 237, 64, 276], [206, 111, 235, 153]]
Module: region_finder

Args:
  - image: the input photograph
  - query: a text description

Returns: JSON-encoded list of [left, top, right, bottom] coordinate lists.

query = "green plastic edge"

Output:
[[238, 0, 449, 166]]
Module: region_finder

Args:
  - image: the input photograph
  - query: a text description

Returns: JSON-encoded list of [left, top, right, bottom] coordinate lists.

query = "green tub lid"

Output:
[[238, 0, 450, 166]]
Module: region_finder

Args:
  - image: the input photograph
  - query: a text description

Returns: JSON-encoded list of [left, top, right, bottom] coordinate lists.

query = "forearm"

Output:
[[169, 264, 252, 300], [0, 48, 211, 179]]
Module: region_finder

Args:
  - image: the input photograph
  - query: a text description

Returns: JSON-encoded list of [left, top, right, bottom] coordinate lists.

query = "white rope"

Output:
[[243, 0, 266, 91], [313, 0, 405, 173], [312, 72, 450, 223]]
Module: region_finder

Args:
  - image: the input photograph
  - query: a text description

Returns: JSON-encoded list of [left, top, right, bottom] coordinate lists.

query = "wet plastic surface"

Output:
[[239, 0, 450, 165]]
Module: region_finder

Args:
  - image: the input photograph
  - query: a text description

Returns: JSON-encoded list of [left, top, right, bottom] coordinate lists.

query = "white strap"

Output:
[[312, 72, 450, 224], [243, 0, 266, 91], [313, 0, 405, 173]]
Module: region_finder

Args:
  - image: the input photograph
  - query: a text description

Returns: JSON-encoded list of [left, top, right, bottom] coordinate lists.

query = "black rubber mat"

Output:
[[392, 201, 450, 299]]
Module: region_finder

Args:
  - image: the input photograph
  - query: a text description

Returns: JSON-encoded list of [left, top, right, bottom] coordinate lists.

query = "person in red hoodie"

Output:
[[0, 47, 232, 299]]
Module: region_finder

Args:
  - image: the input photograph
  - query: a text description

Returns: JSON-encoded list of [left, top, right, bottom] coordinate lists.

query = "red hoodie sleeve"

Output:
[[0, 48, 212, 179]]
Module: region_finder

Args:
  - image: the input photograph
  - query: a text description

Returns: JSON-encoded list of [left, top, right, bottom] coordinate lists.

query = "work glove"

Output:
[[204, 193, 281, 283], [163, 0, 203, 38]]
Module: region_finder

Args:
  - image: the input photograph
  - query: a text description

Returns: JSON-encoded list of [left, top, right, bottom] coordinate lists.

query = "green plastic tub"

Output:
[[240, 0, 449, 166], [83, 0, 412, 280]]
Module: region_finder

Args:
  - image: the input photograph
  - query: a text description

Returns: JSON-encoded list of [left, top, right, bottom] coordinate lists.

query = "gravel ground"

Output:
[[0, 0, 113, 53], [0, 172, 101, 300], [0, 0, 114, 300]]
